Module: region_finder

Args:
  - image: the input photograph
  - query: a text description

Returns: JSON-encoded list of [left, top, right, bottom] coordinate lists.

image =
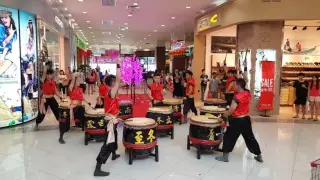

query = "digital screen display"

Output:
[[0, 6, 38, 127]]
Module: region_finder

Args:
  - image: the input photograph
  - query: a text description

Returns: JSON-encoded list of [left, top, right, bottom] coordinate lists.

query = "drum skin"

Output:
[[59, 106, 70, 133], [119, 101, 133, 120], [146, 112, 174, 126], [204, 99, 227, 107], [84, 114, 107, 134]]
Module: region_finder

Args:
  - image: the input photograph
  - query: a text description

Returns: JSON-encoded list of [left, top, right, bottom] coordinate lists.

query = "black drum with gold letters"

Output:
[[123, 118, 159, 165], [199, 106, 226, 117], [118, 100, 133, 120], [187, 115, 224, 159], [59, 102, 71, 133], [162, 98, 183, 124], [204, 98, 227, 107], [84, 109, 108, 145], [147, 107, 174, 139]]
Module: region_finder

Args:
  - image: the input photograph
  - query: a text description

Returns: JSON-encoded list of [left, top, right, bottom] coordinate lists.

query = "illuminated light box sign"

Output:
[[197, 13, 220, 32]]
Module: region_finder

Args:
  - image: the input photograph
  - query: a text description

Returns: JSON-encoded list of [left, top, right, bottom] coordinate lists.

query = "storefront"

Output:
[[193, 0, 320, 116], [0, 1, 74, 127], [76, 36, 88, 68]]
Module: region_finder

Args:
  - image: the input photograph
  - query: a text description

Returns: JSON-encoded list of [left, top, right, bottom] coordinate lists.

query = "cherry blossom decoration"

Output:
[[120, 56, 143, 85]]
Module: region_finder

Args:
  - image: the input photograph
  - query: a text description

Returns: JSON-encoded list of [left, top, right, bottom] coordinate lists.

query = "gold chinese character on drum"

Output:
[[162, 98, 183, 124], [118, 100, 133, 120], [123, 118, 159, 165], [59, 102, 71, 134], [187, 115, 225, 159], [84, 109, 108, 145], [147, 107, 174, 139]]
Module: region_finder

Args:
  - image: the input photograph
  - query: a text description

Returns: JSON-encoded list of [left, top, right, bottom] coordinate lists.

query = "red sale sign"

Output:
[[258, 61, 275, 110]]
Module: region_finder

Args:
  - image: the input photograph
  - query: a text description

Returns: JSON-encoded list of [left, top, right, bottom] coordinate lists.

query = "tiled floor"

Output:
[[0, 92, 318, 180]]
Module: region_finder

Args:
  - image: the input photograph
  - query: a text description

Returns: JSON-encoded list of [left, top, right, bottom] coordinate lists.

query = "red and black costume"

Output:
[[37, 79, 59, 125], [150, 83, 164, 106], [96, 85, 120, 164], [69, 87, 85, 129], [225, 76, 236, 106], [95, 84, 107, 108], [183, 78, 198, 118], [222, 90, 261, 155]]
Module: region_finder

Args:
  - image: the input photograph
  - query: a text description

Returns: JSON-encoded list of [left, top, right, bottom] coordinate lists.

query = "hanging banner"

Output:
[[258, 61, 275, 110]]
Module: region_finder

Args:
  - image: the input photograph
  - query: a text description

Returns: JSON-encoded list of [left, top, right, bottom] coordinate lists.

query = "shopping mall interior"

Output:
[[0, 0, 319, 180]]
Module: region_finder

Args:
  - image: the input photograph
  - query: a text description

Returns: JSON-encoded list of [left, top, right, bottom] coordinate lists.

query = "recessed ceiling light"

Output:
[[200, 9, 205, 13], [144, 38, 146, 40], [90, 32, 93, 34], [89, 27, 92, 29], [86, 20, 91, 23], [148, 35, 151, 37], [64, 8, 68, 11], [151, 45, 154, 47], [78, 0, 83, 1], [74, 23, 78, 26], [68, 14, 72, 17], [128, 14, 132, 17], [161, 25, 165, 27], [186, 5, 191, 9], [83, 12, 87, 14], [59, 0, 63, 3], [154, 30, 157, 32], [171, 17, 175, 20], [124, 23, 128, 25], [70, 19, 75, 21], [133, 2, 138, 6], [92, 36, 95, 38]]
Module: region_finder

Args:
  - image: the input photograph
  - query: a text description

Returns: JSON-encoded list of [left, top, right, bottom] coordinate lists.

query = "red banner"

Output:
[[258, 61, 275, 111]]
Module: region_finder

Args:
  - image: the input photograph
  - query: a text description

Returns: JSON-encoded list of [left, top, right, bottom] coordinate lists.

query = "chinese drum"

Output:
[[187, 115, 224, 159], [162, 98, 183, 123], [147, 107, 174, 139], [204, 98, 227, 107], [84, 109, 107, 145], [119, 100, 133, 120], [200, 106, 226, 117], [59, 102, 71, 133], [122, 118, 159, 165]]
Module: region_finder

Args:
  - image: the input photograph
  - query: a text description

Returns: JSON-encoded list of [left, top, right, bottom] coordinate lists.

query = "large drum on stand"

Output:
[[204, 98, 227, 107], [84, 108, 107, 145], [162, 98, 183, 124], [200, 106, 227, 117], [146, 107, 174, 139], [59, 102, 71, 133], [187, 115, 225, 159], [119, 100, 133, 120], [123, 118, 159, 165]]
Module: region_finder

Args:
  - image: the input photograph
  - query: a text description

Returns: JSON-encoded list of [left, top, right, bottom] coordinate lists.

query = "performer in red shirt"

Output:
[[36, 68, 61, 130], [94, 59, 121, 177], [182, 70, 198, 123], [216, 78, 262, 163], [95, 75, 107, 108], [148, 73, 165, 106], [225, 70, 236, 106]]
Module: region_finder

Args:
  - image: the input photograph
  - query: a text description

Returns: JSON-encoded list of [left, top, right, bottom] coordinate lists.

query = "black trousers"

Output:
[[183, 97, 197, 115], [152, 101, 164, 107], [95, 98, 105, 109], [222, 116, 261, 155], [73, 106, 85, 129], [80, 83, 86, 93], [96, 125, 118, 164], [59, 83, 67, 94], [225, 93, 234, 106], [36, 97, 59, 124]]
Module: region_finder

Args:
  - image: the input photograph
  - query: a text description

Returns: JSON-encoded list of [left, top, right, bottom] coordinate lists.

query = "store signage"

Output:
[[258, 61, 275, 111], [197, 13, 219, 32], [76, 36, 87, 50], [170, 41, 185, 50], [55, 16, 63, 28]]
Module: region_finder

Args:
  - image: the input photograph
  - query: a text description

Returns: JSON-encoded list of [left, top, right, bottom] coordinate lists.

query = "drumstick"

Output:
[[82, 100, 95, 110]]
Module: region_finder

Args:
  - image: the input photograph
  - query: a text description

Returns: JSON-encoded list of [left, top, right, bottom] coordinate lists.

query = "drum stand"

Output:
[[125, 144, 159, 165], [156, 125, 174, 139]]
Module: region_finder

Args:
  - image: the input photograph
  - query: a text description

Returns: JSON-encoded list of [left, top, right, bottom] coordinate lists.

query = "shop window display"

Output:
[[0, 6, 38, 127]]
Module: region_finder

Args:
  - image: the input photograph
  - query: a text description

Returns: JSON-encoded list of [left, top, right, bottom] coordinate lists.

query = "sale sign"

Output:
[[258, 61, 275, 110]]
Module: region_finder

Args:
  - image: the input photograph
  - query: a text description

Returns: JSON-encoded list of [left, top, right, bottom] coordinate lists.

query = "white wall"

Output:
[[205, 25, 237, 75]]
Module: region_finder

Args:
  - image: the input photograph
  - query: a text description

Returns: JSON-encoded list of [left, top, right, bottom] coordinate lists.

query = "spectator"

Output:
[[293, 73, 308, 119], [308, 75, 319, 121], [209, 72, 220, 98], [200, 69, 209, 101]]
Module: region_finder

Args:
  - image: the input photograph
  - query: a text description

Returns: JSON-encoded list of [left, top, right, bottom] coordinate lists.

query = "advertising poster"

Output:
[[211, 36, 236, 53], [0, 6, 22, 127], [258, 61, 275, 110], [19, 10, 38, 123]]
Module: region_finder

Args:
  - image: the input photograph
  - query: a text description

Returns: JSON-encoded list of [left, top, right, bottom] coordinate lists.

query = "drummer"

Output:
[[182, 70, 198, 123], [225, 70, 236, 106], [215, 78, 263, 163], [94, 58, 121, 177], [148, 73, 165, 106], [36, 68, 62, 132]]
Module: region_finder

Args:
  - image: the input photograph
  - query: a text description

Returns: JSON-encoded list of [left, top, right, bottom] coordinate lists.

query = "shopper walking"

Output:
[[209, 72, 220, 98], [293, 73, 309, 119], [216, 78, 263, 163], [308, 75, 320, 121], [200, 69, 209, 101]]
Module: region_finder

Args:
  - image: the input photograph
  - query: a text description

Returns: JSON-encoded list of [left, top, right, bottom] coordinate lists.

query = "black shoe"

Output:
[[254, 154, 263, 163], [59, 138, 65, 144], [112, 154, 120, 161], [94, 169, 110, 177]]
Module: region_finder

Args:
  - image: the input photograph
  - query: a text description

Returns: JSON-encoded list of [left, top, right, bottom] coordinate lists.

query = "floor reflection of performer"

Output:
[[94, 59, 121, 177], [216, 78, 263, 163], [148, 73, 165, 107]]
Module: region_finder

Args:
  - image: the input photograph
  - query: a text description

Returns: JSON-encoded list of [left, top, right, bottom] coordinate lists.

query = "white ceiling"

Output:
[[52, 0, 231, 50]]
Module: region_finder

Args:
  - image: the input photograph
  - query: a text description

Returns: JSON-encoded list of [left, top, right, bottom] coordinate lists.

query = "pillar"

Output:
[[237, 21, 284, 115], [193, 34, 206, 100], [155, 47, 166, 71]]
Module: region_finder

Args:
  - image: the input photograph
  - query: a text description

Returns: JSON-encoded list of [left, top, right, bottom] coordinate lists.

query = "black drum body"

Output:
[[119, 103, 133, 120], [59, 107, 70, 133], [84, 114, 108, 145], [146, 111, 174, 139], [163, 104, 182, 123]]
